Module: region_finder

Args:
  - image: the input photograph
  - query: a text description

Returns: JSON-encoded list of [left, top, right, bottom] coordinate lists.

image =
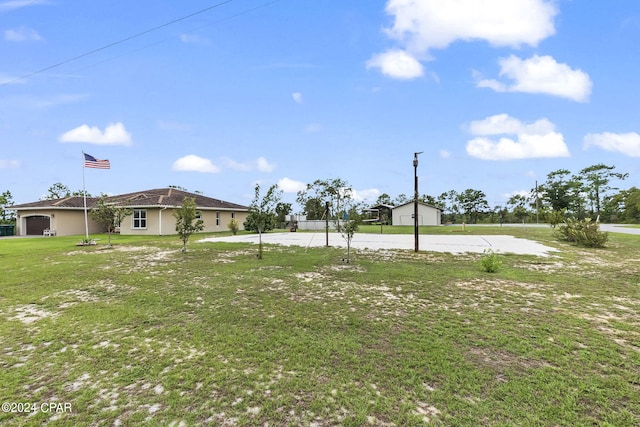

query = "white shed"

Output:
[[392, 202, 442, 226]]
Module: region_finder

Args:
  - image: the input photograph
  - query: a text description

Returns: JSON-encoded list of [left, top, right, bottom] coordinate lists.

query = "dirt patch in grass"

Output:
[[8, 304, 56, 324], [466, 347, 554, 374]]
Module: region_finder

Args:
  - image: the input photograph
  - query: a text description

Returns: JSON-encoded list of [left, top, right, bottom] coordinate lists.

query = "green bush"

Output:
[[481, 250, 502, 273], [228, 218, 239, 235], [243, 212, 276, 233], [554, 218, 608, 248]]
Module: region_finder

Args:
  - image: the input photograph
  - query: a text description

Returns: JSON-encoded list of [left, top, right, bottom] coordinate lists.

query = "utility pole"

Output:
[[325, 201, 330, 247], [414, 152, 423, 252], [535, 180, 539, 224]]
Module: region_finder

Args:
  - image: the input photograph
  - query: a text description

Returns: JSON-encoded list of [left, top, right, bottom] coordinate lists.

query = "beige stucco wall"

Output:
[[15, 210, 104, 236], [119, 208, 248, 235], [200, 210, 248, 233]]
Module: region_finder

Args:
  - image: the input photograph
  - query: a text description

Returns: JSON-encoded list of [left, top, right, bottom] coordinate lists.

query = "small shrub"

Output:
[[554, 218, 608, 248], [481, 250, 502, 273], [228, 218, 239, 235]]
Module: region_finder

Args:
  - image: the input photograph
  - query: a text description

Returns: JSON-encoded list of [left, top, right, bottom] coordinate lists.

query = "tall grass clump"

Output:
[[554, 218, 608, 248], [480, 249, 502, 273]]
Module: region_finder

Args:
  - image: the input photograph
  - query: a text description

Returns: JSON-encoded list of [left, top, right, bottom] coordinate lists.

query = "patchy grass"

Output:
[[0, 229, 639, 426]]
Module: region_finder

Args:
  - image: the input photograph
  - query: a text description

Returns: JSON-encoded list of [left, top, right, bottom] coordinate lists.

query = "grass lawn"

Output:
[[1, 227, 639, 426]]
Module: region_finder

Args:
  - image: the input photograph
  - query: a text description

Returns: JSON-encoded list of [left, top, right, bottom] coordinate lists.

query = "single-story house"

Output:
[[392, 201, 442, 226], [10, 188, 249, 237]]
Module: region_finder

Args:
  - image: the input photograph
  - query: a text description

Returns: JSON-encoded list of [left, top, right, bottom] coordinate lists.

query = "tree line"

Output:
[[373, 163, 638, 224], [2, 163, 639, 230]]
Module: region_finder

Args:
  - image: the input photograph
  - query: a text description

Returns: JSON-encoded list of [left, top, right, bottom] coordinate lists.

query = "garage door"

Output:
[[26, 216, 50, 235]]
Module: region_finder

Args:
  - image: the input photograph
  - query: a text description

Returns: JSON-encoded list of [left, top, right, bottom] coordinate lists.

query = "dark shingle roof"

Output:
[[11, 196, 97, 210], [104, 188, 248, 210], [11, 188, 248, 211]]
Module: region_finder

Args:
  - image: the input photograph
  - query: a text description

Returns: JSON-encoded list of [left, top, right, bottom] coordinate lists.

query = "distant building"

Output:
[[391, 202, 442, 226], [363, 204, 394, 225], [10, 188, 249, 236]]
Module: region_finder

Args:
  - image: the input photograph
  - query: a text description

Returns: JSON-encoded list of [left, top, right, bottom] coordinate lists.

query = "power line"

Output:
[[1, 0, 272, 87], [59, 0, 282, 78]]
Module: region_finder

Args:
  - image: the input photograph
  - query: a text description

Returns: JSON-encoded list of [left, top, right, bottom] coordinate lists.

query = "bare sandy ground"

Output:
[[200, 232, 558, 256]]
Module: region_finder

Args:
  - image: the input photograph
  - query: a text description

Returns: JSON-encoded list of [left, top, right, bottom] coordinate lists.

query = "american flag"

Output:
[[84, 153, 110, 169]]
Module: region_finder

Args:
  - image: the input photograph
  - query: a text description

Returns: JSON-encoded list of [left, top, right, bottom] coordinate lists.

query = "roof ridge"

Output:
[[52, 196, 74, 206]]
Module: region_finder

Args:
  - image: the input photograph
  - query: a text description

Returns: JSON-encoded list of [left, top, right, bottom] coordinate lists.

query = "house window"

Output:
[[216, 211, 220, 226], [231, 211, 235, 219], [196, 211, 202, 220], [133, 209, 147, 229]]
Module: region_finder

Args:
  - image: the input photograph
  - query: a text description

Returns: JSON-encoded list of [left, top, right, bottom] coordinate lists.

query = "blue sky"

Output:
[[2, 0, 640, 209]]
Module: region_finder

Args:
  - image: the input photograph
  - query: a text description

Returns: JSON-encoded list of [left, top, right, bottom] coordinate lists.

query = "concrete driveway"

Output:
[[200, 232, 558, 257], [599, 224, 640, 235]]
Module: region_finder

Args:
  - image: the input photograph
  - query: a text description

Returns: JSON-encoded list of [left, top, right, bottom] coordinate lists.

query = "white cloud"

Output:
[[503, 189, 531, 199], [385, 0, 557, 51], [366, 49, 424, 80], [4, 26, 42, 41], [475, 55, 592, 102], [292, 92, 303, 104], [223, 158, 251, 172], [0, 0, 48, 12], [59, 122, 132, 145], [278, 177, 307, 193], [256, 157, 276, 172], [466, 114, 570, 160], [467, 134, 569, 160], [583, 132, 640, 157], [0, 159, 20, 169], [370, 0, 557, 79], [352, 188, 381, 202], [439, 149, 451, 159], [468, 113, 555, 135], [172, 155, 220, 173], [224, 157, 276, 172], [179, 33, 209, 45]]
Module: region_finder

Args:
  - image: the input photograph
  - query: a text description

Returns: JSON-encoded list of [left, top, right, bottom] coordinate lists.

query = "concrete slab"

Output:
[[199, 232, 558, 257]]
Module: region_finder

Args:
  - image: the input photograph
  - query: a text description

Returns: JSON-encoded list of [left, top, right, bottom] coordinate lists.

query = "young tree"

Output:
[[247, 183, 282, 259], [297, 178, 361, 257], [89, 196, 132, 247], [174, 197, 204, 253], [297, 178, 351, 222], [335, 200, 361, 263], [0, 190, 15, 223]]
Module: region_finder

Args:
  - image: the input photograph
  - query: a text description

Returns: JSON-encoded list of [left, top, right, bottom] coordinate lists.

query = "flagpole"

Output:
[[82, 151, 89, 240]]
